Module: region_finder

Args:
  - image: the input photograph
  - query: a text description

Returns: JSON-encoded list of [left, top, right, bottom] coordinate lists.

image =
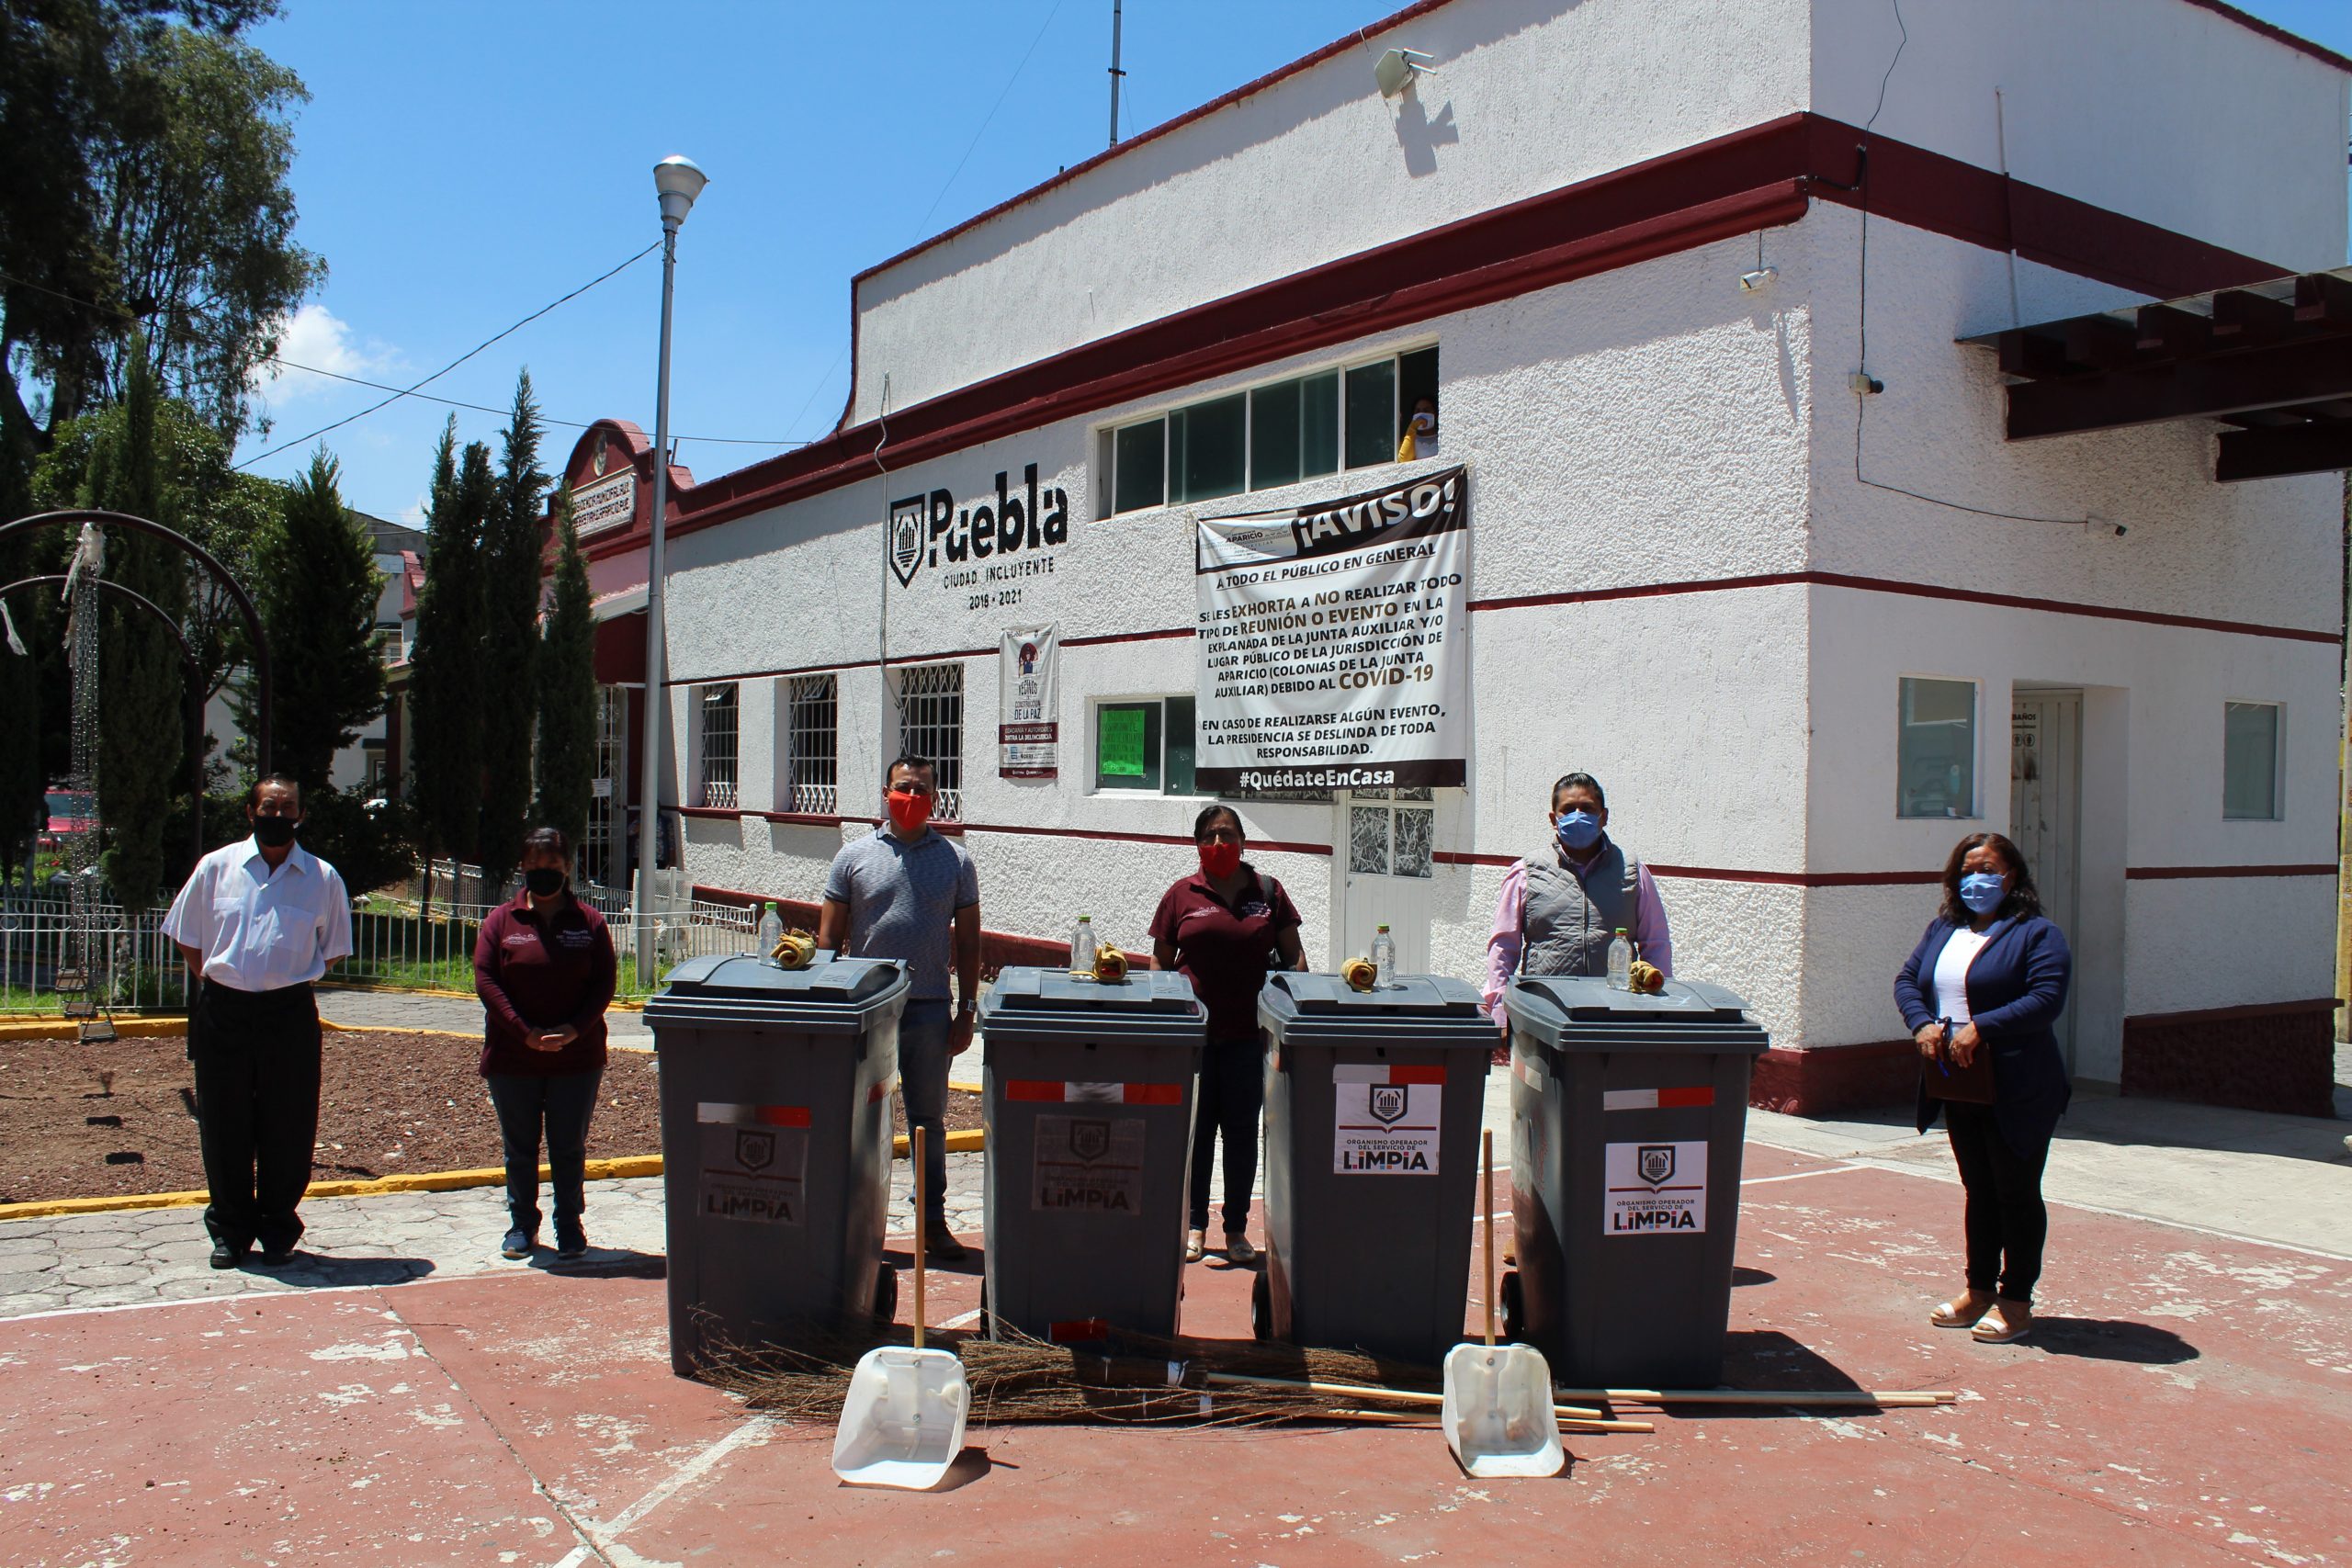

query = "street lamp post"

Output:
[[635, 153, 707, 987]]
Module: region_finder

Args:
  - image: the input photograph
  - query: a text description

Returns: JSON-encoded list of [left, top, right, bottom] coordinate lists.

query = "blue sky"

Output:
[[232, 0, 2352, 522]]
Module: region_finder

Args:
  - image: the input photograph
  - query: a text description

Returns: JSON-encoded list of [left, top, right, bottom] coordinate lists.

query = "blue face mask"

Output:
[[1555, 810, 1601, 853], [1957, 872, 2007, 916]]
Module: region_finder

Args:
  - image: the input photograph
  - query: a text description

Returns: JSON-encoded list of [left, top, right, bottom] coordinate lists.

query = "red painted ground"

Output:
[[2, 1143, 2345, 1567]]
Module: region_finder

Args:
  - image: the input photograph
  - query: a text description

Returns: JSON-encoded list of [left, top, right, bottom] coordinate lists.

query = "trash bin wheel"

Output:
[[1498, 1269, 1524, 1341], [873, 1264, 899, 1326], [1250, 1269, 1272, 1342]]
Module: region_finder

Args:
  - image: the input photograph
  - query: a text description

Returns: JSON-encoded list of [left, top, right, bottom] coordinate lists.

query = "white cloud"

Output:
[[398, 492, 429, 529], [250, 303, 397, 402]]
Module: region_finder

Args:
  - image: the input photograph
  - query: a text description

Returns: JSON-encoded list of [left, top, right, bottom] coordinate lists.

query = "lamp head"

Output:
[[1374, 48, 1434, 99], [654, 155, 708, 231]]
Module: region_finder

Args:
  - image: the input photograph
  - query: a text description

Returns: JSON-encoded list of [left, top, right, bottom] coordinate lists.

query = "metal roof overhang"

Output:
[[1962, 266, 2352, 482]]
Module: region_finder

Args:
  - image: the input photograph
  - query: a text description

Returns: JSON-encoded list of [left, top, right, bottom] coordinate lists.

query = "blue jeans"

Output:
[[485, 1069, 604, 1235], [898, 999, 953, 1224]]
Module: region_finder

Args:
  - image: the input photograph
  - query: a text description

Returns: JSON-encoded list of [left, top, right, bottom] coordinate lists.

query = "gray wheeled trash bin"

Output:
[[647, 952, 910, 1376], [1499, 975, 1768, 1388], [1255, 973, 1496, 1364], [977, 966, 1205, 1342]]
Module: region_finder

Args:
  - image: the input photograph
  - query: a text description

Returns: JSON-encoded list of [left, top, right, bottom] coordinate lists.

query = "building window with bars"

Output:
[[698, 682, 739, 809], [894, 662, 964, 820], [787, 673, 839, 815]]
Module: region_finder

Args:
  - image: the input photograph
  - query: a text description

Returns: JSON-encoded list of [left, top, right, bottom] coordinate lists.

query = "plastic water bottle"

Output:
[[1607, 927, 1633, 991], [1372, 924, 1396, 990], [1070, 913, 1094, 977], [756, 901, 783, 963]]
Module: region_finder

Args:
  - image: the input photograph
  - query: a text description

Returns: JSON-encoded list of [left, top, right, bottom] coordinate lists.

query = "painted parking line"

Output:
[[550, 1414, 777, 1568], [1742, 1164, 1868, 1187]]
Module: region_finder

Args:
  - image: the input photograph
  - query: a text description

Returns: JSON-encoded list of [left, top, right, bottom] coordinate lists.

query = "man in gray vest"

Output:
[[1480, 772, 1674, 1032]]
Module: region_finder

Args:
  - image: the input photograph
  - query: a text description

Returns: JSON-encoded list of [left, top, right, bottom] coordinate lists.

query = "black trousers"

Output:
[[1944, 1101, 2052, 1304], [484, 1069, 604, 1235], [190, 979, 322, 1255], [1188, 1037, 1265, 1234]]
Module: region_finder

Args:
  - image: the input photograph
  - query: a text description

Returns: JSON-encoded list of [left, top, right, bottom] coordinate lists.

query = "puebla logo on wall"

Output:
[[888, 462, 1071, 589]]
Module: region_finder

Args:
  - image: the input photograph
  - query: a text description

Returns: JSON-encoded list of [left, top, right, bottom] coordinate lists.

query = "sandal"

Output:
[[1183, 1228, 1205, 1263], [1971, 1300, 2033, 1343], [1929, 1292, 1992, 1328]]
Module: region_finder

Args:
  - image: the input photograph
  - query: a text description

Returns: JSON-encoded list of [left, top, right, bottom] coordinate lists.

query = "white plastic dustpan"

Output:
[[1442, 1341, 1564, 1478], [832, 1126, 970, 1489], [1442, 1129, 1566, 1478], [831, 1343, 968, 1488]]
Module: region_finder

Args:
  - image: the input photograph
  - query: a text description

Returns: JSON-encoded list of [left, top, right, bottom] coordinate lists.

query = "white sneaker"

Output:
[[1183, 1228, 1205, 1263]]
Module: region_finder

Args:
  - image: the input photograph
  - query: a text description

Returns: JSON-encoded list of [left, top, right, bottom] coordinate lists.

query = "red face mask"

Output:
[[1198, 840, 1242, 879], [886, 789, 932, 834]]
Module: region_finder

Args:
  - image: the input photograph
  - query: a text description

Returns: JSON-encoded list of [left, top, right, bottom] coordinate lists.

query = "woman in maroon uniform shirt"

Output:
[[1150, 805, 1306, 1266], [474, 827, 616, 1261]]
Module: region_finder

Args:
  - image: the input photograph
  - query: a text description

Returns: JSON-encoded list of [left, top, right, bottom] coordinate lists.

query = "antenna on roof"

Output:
[[1108, 0, 1125, 147]]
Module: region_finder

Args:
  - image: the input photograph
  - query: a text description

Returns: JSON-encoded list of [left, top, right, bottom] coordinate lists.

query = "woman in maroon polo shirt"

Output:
[[474, 827, 616, 1261], [1150, 805, 1306, 1266]]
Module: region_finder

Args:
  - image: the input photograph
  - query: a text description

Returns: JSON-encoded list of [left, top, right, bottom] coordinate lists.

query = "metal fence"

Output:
[[0, 889, 763, 1016]]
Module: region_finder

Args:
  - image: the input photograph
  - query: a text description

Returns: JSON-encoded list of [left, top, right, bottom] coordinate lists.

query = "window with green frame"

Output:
[[1102, 345, 1438, 514], [1094, 696, 1197, 795]]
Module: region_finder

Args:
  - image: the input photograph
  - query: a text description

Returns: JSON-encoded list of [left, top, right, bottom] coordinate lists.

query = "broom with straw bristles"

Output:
[[699, 1321, 1648, 1433]]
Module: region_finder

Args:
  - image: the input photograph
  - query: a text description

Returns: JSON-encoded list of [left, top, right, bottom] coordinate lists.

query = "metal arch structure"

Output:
[[0, 508, 271, 773], [0, 574, 209, 871]]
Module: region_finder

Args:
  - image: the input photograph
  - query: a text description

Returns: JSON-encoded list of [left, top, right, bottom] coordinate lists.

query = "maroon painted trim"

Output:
[[677, 806, 741, 821], [673, 564, 2338, 690], [2125, 863, 2338, 880], [853, 0, 1462, 288], [855, 0, 2343, 290], [1470, 569, 2342, 647], [2177, 0, 2352, 73], [580, 110, 2289, 569], [1429, 850, 1939, 886], [2123, 995, 2344, 1026], [954, 820, 1333, 858]]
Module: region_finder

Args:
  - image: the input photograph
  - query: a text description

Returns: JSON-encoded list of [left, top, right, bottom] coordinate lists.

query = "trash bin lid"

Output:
[[1259, 972, 1495, 1048], [646, 953, 911, 1033], [981, 965, 1201, 1014], [1505, 975, 1767, 1055], [978, 966, 1205, 1047]]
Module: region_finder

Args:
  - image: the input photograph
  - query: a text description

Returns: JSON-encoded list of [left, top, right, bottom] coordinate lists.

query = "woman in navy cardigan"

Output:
[[1893, 831, 2072, 1345]]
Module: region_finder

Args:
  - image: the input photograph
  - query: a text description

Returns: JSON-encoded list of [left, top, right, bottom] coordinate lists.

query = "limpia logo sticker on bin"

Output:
[[1334, 1063, 1443, 1175], [696, 1103, 811, 1226], [1603, 1140, 1707, 1235]]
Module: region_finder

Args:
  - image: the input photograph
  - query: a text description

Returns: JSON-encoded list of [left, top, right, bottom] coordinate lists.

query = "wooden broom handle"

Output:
[[912, 1124, 926, 1352], [1482, 1127, 1496, 1348]]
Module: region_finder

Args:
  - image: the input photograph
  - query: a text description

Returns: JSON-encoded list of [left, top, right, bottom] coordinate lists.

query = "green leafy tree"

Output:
[[407, 423, 490, 900], [44, 353, 187, 908], [241, 449, 382, 796], [534, 484, 596, 869], [0, 3, 319, 458], [475, 373, 548, 892]]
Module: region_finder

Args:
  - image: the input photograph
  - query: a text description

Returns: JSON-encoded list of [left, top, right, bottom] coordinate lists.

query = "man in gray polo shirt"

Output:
[[818, 755, 981, 1259]]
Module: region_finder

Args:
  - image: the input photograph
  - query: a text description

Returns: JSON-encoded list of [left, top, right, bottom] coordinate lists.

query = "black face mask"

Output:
[[251, 816, 298, 848], [524, 868, 567, 897]]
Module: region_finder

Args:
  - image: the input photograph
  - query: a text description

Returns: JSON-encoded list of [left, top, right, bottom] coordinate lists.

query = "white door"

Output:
[[1334, 788, 1437, 973], [2009, 692, 2081, 1070]]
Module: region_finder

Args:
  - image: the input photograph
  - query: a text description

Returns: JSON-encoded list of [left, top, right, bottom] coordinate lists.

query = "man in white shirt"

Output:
[[162, 775, 353, 1269]]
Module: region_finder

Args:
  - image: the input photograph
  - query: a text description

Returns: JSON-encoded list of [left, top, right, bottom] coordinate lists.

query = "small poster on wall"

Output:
[[999, 624, 1060, 779]]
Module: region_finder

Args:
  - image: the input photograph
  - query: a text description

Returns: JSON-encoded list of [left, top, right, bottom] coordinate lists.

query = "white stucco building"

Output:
[[556, 0, 2351, 1115]]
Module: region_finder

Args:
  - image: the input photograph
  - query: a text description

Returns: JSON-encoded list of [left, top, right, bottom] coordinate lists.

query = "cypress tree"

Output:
[[408, 423, 490, 897], [244, 449, 383, 796], [475, 372, 547, 892], [78, 351, 186, 910], [534, 484, 597, 871]]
